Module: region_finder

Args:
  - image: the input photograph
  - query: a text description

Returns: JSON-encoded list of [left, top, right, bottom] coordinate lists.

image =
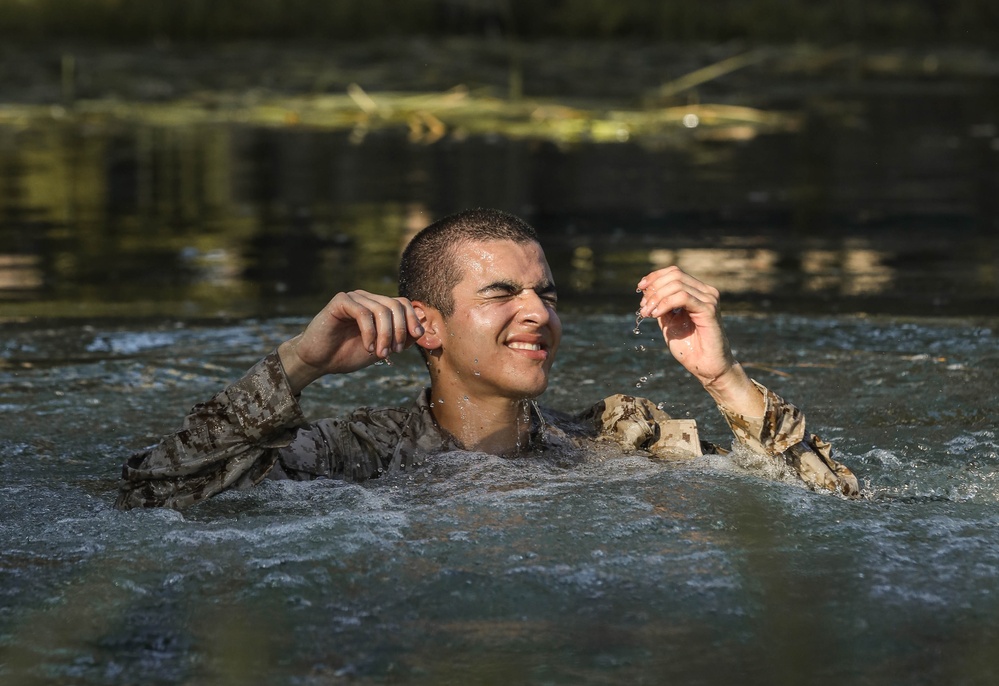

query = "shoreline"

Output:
[[3, 39, 997, 107]]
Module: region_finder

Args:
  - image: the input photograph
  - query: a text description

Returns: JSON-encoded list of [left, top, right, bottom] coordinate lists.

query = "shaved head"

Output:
[[398, 208, 540, 317]]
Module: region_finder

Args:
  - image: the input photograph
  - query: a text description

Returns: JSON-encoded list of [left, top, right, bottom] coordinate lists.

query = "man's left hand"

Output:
[[637, 266, 764, 417]]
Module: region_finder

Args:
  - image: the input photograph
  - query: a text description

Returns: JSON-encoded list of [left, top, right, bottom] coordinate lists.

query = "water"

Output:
[[2, 313, 997, 684], [2, 58, 998, 683], [1, 87, 998, 318]]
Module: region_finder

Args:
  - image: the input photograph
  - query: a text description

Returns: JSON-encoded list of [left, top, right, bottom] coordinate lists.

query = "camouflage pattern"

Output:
[[116, 351, 858, 510], [717, 380, 859, 496], [578, 394, 702, 457]]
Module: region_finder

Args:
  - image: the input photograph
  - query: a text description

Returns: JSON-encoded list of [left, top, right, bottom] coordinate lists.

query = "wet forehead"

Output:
[[453, 239, 553, 287]]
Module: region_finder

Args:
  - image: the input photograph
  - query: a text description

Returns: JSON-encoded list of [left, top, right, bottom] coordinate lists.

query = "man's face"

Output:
[[424, 239, 561, 403]]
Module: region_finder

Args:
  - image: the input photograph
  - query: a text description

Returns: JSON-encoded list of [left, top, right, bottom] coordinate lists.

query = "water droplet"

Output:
[[473, 371, 480, 376], [438, 398, 444, 404], [474, 358, 478, 364], [463, 395, 469, 401], [656, 402, 667, 411], [384, 357, 393, 366], [639, 376, 648, 383], [633, 310, 645, 335], [635, 382, 643, 388]]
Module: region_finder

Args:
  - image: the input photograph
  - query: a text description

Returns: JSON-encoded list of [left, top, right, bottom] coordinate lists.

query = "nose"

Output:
[[517, 289, 552, 326]]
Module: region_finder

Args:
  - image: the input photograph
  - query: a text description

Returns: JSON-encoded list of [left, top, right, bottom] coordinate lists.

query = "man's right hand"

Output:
[[278, 290, 425, 394]]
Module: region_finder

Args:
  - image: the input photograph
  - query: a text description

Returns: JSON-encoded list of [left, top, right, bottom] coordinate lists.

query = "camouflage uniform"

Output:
[[115, 351, 858, 510]]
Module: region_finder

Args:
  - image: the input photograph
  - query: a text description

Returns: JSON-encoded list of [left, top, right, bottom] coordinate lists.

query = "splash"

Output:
[[633, 309, 644, 335], [530, 399, 548, 445]]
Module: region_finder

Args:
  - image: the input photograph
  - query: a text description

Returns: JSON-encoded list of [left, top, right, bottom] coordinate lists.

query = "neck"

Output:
[[429, 387, 533, 456]]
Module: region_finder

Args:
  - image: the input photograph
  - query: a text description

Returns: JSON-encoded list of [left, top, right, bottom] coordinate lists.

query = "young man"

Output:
[[115, 209, 858, 510]]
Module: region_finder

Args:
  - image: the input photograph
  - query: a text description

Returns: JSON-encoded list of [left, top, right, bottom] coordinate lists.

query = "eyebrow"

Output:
[[479, 280, 558, 297]]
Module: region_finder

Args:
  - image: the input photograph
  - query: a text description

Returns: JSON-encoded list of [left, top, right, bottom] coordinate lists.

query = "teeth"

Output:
[[507, 342, 541, 351]]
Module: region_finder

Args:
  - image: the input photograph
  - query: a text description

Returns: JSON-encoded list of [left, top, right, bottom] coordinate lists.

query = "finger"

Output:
[[638, 266, 706, 294], [638, 268, 718, 316], [355, 293, 401, 358], [335, 292, 379, 354], [384, 297, 416, 353], [398, 298, 425, 343], [642, 280, 718, 319], [644, 272, 718, 306]]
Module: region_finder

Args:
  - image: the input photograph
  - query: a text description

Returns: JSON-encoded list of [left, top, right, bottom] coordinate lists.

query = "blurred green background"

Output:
[[0, 0, 995, 44]]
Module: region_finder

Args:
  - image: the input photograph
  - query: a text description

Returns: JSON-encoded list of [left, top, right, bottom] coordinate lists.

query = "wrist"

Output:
[[278, 337, 325, 395], [702, 362, 765, 417]]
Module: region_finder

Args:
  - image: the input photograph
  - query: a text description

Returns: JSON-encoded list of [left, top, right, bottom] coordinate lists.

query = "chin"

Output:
[[517, 377, 549, 399]]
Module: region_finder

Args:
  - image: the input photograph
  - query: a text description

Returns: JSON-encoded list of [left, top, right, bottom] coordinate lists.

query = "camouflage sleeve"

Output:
[[717, 379, 859, 497], [580, 394, 702, 458], [115, 351, 309, 510]]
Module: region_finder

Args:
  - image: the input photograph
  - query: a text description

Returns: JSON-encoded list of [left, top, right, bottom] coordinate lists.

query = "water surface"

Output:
[[1, 60, 998, 683], [2, 313, 997, 684]]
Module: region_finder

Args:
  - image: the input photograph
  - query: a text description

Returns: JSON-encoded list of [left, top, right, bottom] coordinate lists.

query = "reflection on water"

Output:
[[646, 245, 895, 297], [1, 82, 997, 318]]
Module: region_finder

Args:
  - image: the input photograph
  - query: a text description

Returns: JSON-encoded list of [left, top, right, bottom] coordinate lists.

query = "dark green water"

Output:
[[1, 75, 997, 319]]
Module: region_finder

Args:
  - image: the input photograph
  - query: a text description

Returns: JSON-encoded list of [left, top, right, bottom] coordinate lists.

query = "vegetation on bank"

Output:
[[0, 0, 995, 45]]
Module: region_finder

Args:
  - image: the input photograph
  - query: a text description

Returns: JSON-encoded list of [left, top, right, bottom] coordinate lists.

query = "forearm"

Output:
[[278, 335, 327, 396], [116, 351, 307, 509], [716, 379, 859, 497], [701, 362, 766, 419]]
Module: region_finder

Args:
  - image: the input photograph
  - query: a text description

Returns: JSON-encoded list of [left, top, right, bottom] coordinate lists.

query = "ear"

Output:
[[412, 301, 443, 351]]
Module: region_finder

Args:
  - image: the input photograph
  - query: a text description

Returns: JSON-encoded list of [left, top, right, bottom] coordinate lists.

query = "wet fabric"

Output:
[[717, 380, 860, 496], [116, 351, 858, 510]]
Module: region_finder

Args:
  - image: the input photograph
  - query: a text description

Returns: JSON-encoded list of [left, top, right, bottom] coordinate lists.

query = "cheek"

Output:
[[550, 311, 563, 348], [463, 306, 509, 338]]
